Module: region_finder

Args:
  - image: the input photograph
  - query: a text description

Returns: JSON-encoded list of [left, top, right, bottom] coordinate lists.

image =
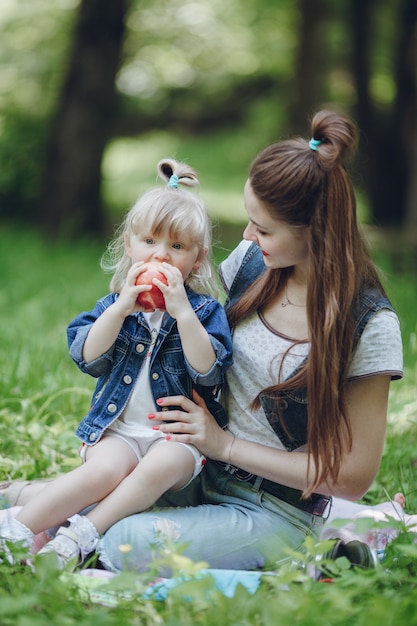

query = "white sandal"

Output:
[[38, 515, 99, 570]]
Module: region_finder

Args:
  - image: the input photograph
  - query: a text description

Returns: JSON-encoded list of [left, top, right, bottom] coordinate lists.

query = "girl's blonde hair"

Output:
[[101, 158, 218, 296]]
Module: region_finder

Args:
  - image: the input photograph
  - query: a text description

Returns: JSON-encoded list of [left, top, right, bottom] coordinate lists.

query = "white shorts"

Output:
[[79, 431, 206, 489]]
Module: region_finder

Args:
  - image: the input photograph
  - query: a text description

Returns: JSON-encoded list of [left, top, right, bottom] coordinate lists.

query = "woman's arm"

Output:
[[152, 375, 390, 500]]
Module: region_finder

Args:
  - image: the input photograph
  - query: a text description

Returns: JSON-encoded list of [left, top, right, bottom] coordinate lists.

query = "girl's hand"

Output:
[[149, 390, 232, 461], [82, 261, 152, 363], [153, 263, 193, 319], [114, 262, 152, 316]]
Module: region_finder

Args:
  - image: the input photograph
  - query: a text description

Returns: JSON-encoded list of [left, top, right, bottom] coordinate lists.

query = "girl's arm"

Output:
[[175, 307, 216, 374], [82, 302, 129, 363], [155, 264, 218, 375], [152, 375, 390, 500], [83, 262, 151, 363]]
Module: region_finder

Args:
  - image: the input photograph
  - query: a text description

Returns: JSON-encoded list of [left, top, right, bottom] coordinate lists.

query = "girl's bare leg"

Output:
[[87, 442, 195, 534], [15, 437, 137, 535]]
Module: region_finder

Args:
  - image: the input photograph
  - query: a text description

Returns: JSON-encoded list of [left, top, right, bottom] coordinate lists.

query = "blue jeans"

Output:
[[98, 460, 327, 574]]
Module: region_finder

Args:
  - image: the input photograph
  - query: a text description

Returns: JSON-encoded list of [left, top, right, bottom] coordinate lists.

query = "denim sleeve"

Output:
[[184, 299, 233, 387], [218, 240, 253, 294], [66, 294, 116, 378]]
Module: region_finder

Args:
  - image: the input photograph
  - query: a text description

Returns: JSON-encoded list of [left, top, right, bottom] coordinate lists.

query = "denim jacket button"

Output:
[[123, 375, 132, 384], [136, 344, 145, 353], [89, 432, 97, 441], [151, 372, 159, 380], [108, 403, 117, 413]]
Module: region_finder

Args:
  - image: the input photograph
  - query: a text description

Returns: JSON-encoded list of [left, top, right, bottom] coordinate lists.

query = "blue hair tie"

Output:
[[309, 138, 322, 151], [167, 174, 179, 188]]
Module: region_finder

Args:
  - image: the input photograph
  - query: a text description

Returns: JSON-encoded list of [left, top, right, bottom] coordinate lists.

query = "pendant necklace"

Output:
[[281, 285, 306, 308]]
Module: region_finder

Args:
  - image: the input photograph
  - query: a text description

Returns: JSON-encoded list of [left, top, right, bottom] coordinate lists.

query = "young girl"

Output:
[[0, 158, 233, 568]]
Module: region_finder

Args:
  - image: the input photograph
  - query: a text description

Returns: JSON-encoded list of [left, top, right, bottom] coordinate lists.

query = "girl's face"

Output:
[[243, 180, 310, 271], [125, 227, 203, 280]]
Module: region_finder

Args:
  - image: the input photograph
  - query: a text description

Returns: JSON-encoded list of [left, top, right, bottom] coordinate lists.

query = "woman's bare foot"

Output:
[[394, 492, 405, 510], [0, 480, 52, 507]]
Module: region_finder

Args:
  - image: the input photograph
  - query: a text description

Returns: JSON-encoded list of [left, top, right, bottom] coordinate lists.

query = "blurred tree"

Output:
[[37, 0, 128, 237], [112, 0, 292, 136], [0, 0, 415, 243], [395, 0, 417, 246], [290, 0, 417, 242], [290, 0, 328, 132], [351, 0, 417, 236]]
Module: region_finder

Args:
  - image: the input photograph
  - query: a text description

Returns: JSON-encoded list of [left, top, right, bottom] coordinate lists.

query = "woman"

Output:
[[1, 110, 403, 573], [94, 110, 402, 573]]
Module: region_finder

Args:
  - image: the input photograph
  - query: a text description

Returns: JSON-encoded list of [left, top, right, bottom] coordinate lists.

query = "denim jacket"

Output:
[[67, 287, 233, 446], [222, 242, 395, 451]]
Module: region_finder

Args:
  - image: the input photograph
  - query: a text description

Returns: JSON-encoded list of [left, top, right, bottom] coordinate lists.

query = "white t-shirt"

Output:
[[109, 309, 164, 437], [220, 241, 403, 450]]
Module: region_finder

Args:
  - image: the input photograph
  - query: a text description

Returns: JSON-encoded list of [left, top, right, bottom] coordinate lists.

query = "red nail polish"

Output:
[[148, 413, 155, 419], [156, 398, 163, 405], [152, 425, 160, 431], [165, 435, 171, 440]]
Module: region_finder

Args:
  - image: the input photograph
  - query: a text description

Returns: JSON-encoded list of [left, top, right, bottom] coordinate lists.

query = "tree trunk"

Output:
[[351, 0, 417, 230], [290, 0, 328, 134], [397, 0, 417, 248], [37, 0, 128, 239], [350, 0, 381, 215]]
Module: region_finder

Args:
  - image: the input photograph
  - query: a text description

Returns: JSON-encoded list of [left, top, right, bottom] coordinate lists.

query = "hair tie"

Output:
[[167, 174, 179, 188], [309, 138, 322, 152]]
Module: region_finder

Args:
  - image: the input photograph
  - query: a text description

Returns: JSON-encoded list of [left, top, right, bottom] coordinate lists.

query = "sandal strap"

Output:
[[38, 527, 80, 565], [55, 526, 79, 544]]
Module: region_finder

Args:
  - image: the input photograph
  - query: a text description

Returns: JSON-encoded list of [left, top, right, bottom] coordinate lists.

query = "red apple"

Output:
[[135, 263, 168, 310]]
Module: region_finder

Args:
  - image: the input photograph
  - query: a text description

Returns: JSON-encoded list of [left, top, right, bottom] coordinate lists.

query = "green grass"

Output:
[[1, 224, 417, 624]]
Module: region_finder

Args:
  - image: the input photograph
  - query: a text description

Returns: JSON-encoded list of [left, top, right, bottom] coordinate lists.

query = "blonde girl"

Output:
[[0, 159, 232, 568]]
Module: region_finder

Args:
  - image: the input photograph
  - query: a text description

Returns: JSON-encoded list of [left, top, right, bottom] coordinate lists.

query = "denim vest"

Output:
[[224, 242, 394, 451], [68, 288, 233, 446]]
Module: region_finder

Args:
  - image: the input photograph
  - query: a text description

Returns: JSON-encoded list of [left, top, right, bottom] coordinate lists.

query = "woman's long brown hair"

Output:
[[227, 110, 386, 497]]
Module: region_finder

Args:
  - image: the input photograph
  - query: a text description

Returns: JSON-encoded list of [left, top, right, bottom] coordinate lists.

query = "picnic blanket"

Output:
[[65, 567, 264, 606]]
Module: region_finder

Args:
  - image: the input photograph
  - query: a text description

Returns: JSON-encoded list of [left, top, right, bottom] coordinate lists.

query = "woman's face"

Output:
[[243, 179, 310, 271]]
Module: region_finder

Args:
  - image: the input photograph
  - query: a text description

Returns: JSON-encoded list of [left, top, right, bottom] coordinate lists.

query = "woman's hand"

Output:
[[149, 390, 232, 461]]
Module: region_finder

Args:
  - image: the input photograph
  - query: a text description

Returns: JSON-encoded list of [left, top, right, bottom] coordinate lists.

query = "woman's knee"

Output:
[[98, 514, 156, 572]]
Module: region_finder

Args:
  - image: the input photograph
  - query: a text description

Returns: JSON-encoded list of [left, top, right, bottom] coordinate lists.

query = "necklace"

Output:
[[281, 284, 306, 308]]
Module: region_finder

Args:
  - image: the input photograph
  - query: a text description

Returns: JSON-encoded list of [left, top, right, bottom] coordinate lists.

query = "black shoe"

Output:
[[316, 538, 378, 580]]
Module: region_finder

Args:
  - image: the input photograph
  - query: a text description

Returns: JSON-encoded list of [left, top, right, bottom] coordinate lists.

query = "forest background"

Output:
[[0, 1, 417, 623], [1, 0, 417, 537], [1, 0, 417, 242], [2, 0, 416, 435]]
